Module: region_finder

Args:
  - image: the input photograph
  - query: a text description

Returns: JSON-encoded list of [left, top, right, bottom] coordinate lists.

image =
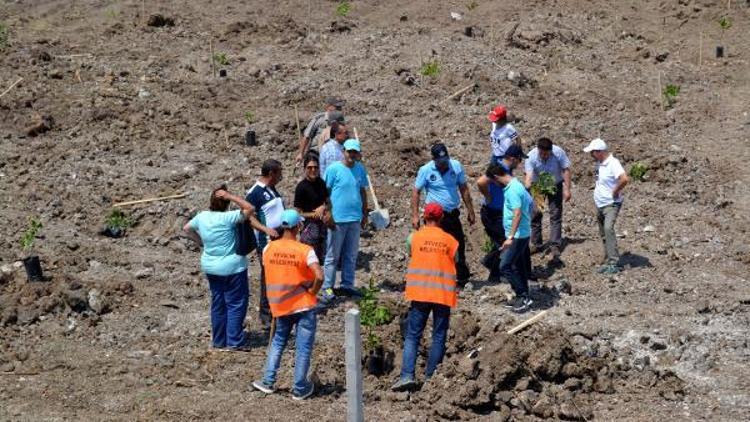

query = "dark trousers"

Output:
[[498, 237, 531, 296], [440, 209, 470, 281], [400, 301, 451, 380], [206, 270, 249, 348], [531, 182, 564, 248], [256, 250, 272, 327], [480, 206, 505, 278]]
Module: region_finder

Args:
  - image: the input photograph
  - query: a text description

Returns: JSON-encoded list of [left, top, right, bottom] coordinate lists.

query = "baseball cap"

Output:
[[431, 143, 450, 165], [280, 209, 304, 228], [583, 138, 607, 152], [504, 144, 528, 159], [423, 203, 444, 220], [325, 96, 345, 108], [327, 110, 345, 124], [343, 138, 361, 152], [488, 105, 507, 122]]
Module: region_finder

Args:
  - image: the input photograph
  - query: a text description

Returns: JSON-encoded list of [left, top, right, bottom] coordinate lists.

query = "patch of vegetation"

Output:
[[20, 217, 43, 252], [663, 84, 680, 108], [419, 60, 441, 77], [106, 209, 133, 231], [719, 16, 732, 31], [530, 172, 557, 212], [481, 235, 494, 254], [466, 0, 479, 11], [244, 111, 255, 124], [105, 8, 119, 19], [359, 277, 393, 350], [0, 23, 8, 48], [213, 52, 229, 66], [336, 1, 351, 17], [629, 162, 649, 182]]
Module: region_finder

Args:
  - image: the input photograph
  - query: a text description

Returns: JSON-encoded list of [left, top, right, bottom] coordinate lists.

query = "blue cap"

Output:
[[343, 138, 361, 152], [280, 209, 303, 228]]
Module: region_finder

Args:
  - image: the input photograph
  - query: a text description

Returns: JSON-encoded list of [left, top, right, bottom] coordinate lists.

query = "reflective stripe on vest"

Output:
[[405, 226, 459, 308], [263, 239, 317, 317]]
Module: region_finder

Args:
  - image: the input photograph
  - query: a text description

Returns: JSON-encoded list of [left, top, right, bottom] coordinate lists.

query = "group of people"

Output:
[[182, 98, 630, 398]]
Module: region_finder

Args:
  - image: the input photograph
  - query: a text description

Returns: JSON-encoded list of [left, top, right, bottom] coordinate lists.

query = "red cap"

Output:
[[488, 105, 507, 122], [423, 203, 444, 221]]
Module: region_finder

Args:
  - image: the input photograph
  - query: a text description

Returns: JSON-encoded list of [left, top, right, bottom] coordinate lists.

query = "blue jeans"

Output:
[[498, 237, 531, 296], [323, 221, 360, 291], [400, 301, 451, 380], [206, 270, 249, 348], [262, 310, 317, 394]]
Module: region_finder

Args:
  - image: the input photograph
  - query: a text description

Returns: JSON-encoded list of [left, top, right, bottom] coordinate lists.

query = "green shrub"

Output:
[[336, 2, 351, 17], [20, 217, 43, 252], [244, 111, 255, 124], [629, 162, 649, 182], [419, 60, 440, 77], [481, 235, 494, 254], [106, 209, 133, 230], [663, 84, 680, 108], [359, 277, 393, 349], [213, 52, 229, 66]]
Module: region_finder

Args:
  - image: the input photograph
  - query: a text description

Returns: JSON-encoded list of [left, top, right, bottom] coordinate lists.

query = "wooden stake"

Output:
[[657, 71, 664, 109], [0, 77, 23, 99], [209, 39, 216, 78], [444, 83, 476, 102], [113, 193, 187, 207], [507, 310, 548, 335], [698, 32, 703, 68]]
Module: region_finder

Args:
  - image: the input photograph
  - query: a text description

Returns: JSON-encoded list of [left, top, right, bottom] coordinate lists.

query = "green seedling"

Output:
[[481, 235, 494, 254], [359, 277, 393, 350], [719, 16, 732, 31], [419, 60, 441, 77], [213, 52, 229, 66], [0, 23, 8, 48], [663, 84, 680, 108], [244, 111, 255, 124], [629, 162, 649, 182], [466, 0, 479, 11], [106, 209, 133, 230], [336, 1, 351, 17], [530, 172, 557, 212], [20, 217, 43, 252]]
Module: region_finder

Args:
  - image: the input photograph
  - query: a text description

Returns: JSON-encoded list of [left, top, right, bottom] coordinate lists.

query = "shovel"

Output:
[[354, 128, 390, 230]]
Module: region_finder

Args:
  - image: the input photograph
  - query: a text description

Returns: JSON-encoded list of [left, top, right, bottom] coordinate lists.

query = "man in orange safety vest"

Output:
[[392, 202, 458, 392], [251, 209, 323, 400]]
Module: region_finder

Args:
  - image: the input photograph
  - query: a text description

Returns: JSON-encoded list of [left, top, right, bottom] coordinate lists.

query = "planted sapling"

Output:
[[336, 1, 351, 17], [419, 60, 441, 77], [629, 162, 649, 182], [663, 84, 680, 109]]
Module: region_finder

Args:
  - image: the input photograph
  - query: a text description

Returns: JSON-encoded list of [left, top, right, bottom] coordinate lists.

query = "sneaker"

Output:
[[251, 379, 275, 394], [391, 377, 418, 392], [597, 264, 620, 274], [504, 295, 532, 313], [292, 382, 315, 400], [319, 288, 336, 305]]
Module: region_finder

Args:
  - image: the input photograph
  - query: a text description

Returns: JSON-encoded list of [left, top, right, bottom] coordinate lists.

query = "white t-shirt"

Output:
[[489, 122, 519, 158], [594, 154, 625, 208]]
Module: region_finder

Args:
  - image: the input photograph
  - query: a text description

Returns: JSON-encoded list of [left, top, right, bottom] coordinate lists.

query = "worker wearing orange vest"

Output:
[[252, 209, 323, 401], [392, 203, 458, 392]]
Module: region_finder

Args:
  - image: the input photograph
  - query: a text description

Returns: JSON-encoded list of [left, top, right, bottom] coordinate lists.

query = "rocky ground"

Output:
[[1, 0, 749, 420]]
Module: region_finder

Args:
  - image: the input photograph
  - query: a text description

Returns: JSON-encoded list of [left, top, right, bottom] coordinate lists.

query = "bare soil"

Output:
[[1, 0, 749, 420]]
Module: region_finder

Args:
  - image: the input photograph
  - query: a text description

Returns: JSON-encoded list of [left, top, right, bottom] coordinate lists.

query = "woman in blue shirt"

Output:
[[183, 185, 268, 351]]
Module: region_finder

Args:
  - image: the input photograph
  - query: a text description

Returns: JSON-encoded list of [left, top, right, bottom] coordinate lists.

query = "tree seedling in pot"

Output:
[[530, 172, 557, 212], [629, 162, 649, 182], [213, 52, 229, 66], [102, 208, 133, 238], [717, 17, 731, 58], [20, 217, 45, 282], [358, 277, 394, 376]]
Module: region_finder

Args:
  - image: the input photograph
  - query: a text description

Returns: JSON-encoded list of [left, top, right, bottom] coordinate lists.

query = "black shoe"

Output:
[[504, 295, 533, 313]]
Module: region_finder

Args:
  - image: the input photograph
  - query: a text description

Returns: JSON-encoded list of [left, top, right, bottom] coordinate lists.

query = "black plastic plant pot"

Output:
[[219, 69, 228, 77], [245, 129, 256, 146], [366, 346, 386, 376], [716, 46, 724, 58], [102, 226, 124, 238], [23, 256, 44, 282]]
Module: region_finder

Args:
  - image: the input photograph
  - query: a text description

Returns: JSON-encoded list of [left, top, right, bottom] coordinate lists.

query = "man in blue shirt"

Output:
[[524, 137, 572, 261], [486, 161, 533, 313], [411, 143, 475, 283], [246, 159, 285, 329], [320, 139, 369, 304], [319, 121, 348, 178]]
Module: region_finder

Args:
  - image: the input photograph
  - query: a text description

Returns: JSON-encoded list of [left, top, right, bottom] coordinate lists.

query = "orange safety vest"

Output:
[[262, 238, 317, 318], [405, 226, 459, 308]]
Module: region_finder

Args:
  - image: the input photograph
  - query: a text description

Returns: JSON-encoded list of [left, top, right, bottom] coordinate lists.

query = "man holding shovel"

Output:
[[412, 143, 475, 283], [295, 97, 345, 166]]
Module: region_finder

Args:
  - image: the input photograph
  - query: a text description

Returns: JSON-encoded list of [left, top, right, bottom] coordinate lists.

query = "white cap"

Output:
[[583, 138, 607, 153]]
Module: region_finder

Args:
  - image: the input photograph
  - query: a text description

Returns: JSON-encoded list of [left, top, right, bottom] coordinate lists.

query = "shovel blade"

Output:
[[369, 208, 390, 230]]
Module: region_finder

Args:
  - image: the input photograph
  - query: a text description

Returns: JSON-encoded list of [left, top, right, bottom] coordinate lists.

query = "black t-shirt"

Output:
[[294, 178, 329, 212]]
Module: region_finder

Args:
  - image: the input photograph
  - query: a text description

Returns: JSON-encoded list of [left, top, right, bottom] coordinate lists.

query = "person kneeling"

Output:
[[251, 209, 323, 400], [392, 203, 458, 392]]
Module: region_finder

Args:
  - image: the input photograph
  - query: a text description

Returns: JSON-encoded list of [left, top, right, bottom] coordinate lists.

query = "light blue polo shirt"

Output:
[[325, 161, 369, 223], [524, 145, 571, 184], [188, 210, 248, 276], [503, 178, 531, 239], [414, 159, 467, 212]]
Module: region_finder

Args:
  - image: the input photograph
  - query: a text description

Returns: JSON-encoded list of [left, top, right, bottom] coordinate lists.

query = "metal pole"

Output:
[[345, 309, 364, 422]]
